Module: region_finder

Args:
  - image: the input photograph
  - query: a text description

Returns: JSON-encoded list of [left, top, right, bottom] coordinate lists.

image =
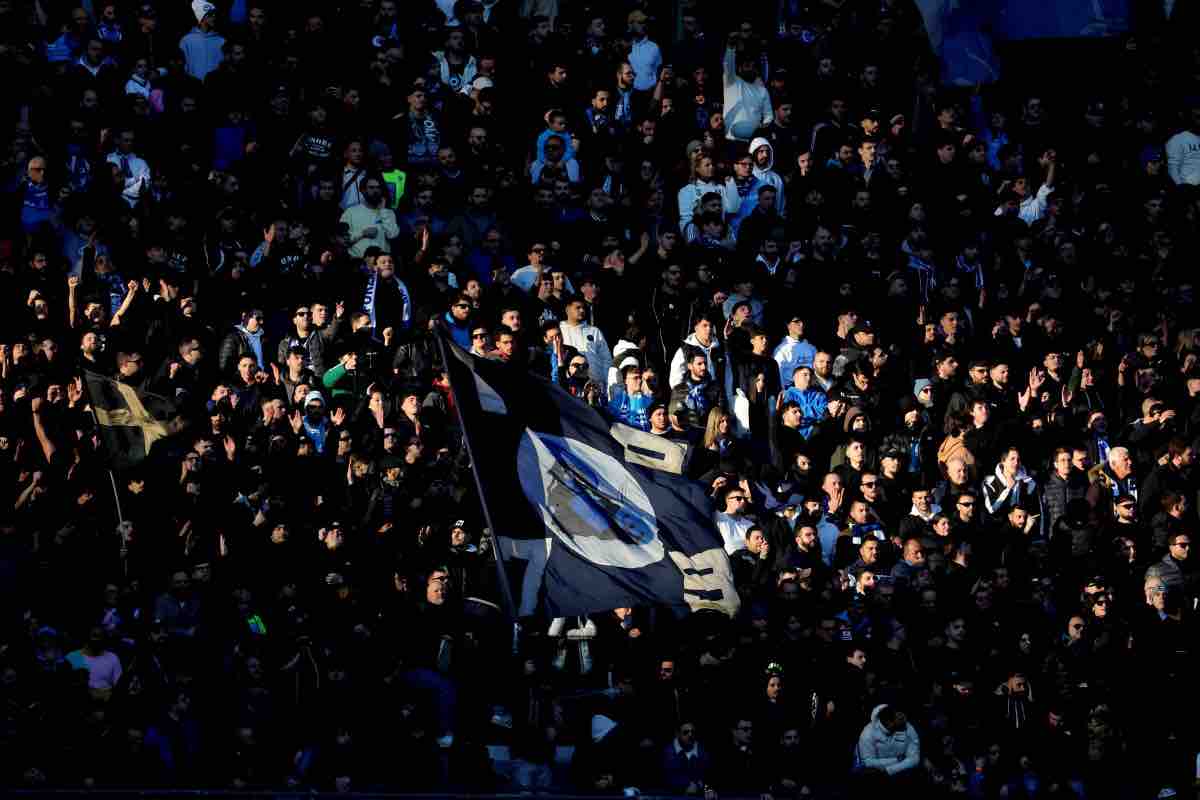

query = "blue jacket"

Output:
[[608, 389, 654, 431], [781, 387, 827, 439], [443, 312, 473, 349]]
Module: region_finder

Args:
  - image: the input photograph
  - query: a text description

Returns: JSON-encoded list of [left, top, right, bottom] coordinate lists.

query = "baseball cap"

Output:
[[627, 10, 648, 24], [304, 390, 324, 407]]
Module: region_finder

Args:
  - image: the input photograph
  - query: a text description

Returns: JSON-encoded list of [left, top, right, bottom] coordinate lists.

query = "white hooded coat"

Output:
[[748, 136, 786, 217], [856, 704, 920, 776]]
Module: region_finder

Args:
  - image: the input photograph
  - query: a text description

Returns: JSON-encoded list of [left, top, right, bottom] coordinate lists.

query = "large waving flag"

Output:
[[917, 0, 1128, 86], [84, 371, 177, 470], [438, 331, 739, 619]]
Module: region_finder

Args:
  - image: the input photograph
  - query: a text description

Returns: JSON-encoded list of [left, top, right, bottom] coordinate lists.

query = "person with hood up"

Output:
[[855, 704, 920, 778], [180, 1, 225, 81], [748, 137, 786, 216], [294, 390, 343, 455], [721, 33, 773, 142]]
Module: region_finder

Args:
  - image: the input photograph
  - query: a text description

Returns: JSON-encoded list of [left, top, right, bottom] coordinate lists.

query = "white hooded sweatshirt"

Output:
[[856, 705, 920, 776], [748, 136, 786, 217]]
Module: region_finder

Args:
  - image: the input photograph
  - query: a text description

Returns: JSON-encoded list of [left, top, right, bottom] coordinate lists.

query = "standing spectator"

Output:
[[180, 1, 225, 81], [722, 32, 772, 143]]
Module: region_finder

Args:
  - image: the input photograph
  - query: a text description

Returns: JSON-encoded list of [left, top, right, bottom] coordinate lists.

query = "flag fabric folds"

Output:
[[438, 332, 740, 620], [84, 371, 174, 470]]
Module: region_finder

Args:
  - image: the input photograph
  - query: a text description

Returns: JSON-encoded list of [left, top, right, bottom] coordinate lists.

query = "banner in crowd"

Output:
[[438, 332, 740, 620], [83, 371, 176, 470], [917, 0, 1128, 85]]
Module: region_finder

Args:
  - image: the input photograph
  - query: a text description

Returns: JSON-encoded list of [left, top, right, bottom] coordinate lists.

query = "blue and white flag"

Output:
[[917, 0, 1128, 85], [439, 331, 739, 619]]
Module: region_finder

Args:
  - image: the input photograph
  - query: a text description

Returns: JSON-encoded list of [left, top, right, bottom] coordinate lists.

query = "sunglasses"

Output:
[[860, 481, 877, 488], [295, 310, 309, 317]]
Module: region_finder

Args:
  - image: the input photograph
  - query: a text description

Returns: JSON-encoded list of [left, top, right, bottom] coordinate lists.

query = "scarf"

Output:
[[956, 254, 984, 289], [362, 269, 412, 330], [901, 239, 937, 303], [301, 415, 328, 453], [685, 378, 710, 416], [237, 324, 264, 368]]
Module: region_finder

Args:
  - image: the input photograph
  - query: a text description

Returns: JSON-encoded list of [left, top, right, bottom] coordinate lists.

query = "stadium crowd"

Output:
[[1, 0, 1200, 797]]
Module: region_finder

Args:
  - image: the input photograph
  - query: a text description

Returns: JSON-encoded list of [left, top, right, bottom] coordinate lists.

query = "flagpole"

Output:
[[80, 371, 129, 575], [433, 330, 521, 627]]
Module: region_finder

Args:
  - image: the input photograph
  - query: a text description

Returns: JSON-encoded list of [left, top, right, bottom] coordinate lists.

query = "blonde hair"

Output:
[[703, 407, 728, 450]]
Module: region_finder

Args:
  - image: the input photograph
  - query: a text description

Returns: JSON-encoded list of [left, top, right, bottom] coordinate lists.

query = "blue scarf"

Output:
[[237, 324, 265, 369], [956, 254, 984, 289], [902, 240, 937, 304], [685, 379, 710, 416], [302, 416, 329, 454]]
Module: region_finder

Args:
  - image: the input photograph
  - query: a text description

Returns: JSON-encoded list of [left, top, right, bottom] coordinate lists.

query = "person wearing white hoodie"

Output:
[[1166, 104, 1200, 186], [856, 705, 920, 777], [722, 36, 772, 142], [749, 137, 786, 217], [668, 316, 724, 391], [180, 1, 225, 81]]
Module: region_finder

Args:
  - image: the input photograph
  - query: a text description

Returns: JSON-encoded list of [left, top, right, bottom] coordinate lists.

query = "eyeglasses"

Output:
[[531, 247, 546, 253], [860, 481, 877, 488], [736, 724, 753, 731], [1173, 541, 1192, 548], [472, 333, 488, 339]]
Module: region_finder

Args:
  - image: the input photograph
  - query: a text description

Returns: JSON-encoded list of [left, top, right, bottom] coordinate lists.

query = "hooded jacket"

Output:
[[856, 704, 920, 775], [748, 137, 786, 216], [179, 19, 224, 81]]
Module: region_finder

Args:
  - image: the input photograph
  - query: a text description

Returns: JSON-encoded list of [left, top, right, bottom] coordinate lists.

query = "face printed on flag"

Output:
[[518, 430, 665, 569]]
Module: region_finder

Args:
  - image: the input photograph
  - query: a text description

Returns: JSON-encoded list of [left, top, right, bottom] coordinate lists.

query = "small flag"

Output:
[[438, 330, 739, 619], [83, 371, 176, 470]]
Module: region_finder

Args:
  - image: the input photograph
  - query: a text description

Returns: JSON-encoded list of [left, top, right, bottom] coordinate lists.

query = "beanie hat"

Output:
[[192, 0, 215, 23], [304, 390, 324, 407]]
